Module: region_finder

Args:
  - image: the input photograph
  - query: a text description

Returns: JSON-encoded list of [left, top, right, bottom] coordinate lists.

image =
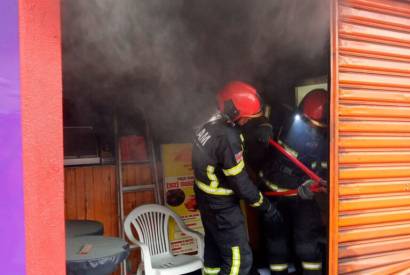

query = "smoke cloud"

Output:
[[62, 0, 329, 142]]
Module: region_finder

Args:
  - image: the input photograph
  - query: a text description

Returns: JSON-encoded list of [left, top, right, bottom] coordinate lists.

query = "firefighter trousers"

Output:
[[200, 205, 253, 275], [265, 197, 324, 275]]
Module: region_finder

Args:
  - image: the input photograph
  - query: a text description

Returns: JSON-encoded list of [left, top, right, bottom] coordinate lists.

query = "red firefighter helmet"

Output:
[[217, 81, 262, 121], [299, 88, 328, 128]]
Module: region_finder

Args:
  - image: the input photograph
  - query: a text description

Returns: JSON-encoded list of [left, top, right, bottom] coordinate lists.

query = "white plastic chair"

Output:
[[124, 204, 204, 275]]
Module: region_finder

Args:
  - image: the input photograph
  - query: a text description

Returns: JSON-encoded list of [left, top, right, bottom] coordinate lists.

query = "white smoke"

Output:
[[62, 0, 329, 142]]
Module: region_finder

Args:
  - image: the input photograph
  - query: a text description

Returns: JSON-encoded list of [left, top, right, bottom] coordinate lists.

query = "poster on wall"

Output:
[[161, 143, 204, 255]]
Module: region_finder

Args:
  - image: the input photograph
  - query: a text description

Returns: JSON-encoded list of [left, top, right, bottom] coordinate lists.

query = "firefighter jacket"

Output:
[[192, 116, 271, 212]]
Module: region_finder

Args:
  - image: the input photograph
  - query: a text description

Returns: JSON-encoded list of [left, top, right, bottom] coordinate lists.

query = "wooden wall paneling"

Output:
[[64, 164, 158, 274], [107, 166, 118, 237], [73, 167, 89, 219], [88, 166, 118, 237], [64, 167, 77, 219], [80, 167, 92, 219], [85, 167, 97, 219]]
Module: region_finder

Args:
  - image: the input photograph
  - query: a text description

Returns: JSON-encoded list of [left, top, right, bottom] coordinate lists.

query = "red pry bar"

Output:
[[264, 138, 323, 197]]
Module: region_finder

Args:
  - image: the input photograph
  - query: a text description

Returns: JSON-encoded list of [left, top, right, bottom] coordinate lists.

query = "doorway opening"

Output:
[[61, 1, 330, 274]]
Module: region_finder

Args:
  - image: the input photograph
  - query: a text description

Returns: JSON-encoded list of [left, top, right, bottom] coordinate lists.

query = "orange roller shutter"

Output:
[[330, 0, 410, 273]]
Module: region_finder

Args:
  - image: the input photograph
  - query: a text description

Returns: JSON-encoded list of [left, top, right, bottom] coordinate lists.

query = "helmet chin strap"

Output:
[[222, 113, 237, 127], [220, 100, 263, 126], [223, 100, 240, 121]]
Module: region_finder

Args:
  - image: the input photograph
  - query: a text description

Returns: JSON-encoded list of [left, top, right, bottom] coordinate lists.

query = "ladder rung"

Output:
[[122, 184, 155, 192]]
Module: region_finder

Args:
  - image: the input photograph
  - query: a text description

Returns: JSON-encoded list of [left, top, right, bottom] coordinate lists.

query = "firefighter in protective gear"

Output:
[[193, 81, 281, 275], [259, 89, 328, 275]]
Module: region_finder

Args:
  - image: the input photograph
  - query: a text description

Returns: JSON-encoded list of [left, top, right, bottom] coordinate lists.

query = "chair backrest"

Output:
[[124, 204, 179, 256]]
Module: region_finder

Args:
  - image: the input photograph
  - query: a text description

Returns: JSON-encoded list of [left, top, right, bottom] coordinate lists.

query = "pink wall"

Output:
[[19, 0, 65, 274]]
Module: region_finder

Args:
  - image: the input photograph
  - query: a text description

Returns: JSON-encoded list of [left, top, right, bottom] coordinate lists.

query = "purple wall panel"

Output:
[[0, 0, 27, 274]]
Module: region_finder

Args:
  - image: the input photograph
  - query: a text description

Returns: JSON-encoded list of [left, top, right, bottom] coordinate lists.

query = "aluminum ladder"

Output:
[[114, 110, 162, 275]]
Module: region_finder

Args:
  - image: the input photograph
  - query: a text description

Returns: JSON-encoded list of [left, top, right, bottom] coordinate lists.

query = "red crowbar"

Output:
[[263, 138, 324, 197]]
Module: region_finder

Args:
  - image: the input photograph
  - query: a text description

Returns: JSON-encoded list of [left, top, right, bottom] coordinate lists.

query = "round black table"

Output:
[[66, 236, 130, 275], [66, 220, 104, 238]]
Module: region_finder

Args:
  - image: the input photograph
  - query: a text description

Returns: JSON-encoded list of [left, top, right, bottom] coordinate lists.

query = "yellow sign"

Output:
[[162, 144, 193, 177], [161, 144, 204, 255]]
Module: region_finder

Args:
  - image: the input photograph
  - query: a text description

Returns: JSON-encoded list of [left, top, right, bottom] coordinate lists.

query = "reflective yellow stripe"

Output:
[[264, 180, 278, 191], [277, 187, 291, 192], [270, 264, 288, 271], [264, 181, 291, 193], [240, 134, 244, 143], [207, 165, 219, 188], [312, 161, 328, 169], [223, 160, 245, 176], [230, 246, 240, 275], [302, 262, 322, 270], [251, 192, 263, 207], [204, 267, 221, 274], [278, 139, 298, 158], [195, 180, 234, 195]]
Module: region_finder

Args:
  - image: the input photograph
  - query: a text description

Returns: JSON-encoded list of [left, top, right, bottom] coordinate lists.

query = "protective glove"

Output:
[[317, 179, 328, 193], [255, 123, 273, 146], [297, 179, 316, 200]]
